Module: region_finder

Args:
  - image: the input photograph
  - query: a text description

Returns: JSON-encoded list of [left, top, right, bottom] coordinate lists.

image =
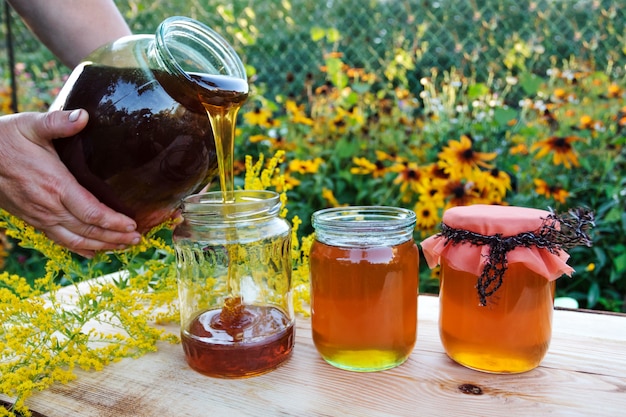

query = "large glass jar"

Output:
[[309, 206, 419, 372], [173, 190, 294, 378], [421, 205, 584, 374], [50, 16, 248, 232]]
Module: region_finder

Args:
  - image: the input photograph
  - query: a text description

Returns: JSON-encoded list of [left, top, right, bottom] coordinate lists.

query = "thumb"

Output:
[[25, 109, 89, 146]]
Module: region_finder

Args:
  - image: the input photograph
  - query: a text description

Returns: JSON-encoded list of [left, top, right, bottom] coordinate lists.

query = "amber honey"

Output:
[[439, 261, 556, 373], [181, 302, 295, 378], [310, 239, 419, 372]]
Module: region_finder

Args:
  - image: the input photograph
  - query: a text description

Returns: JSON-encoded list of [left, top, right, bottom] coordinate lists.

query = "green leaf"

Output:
[[467, 83, 490, 99], [494, 108, 518, 127], [519, 72, 543, 96], [587, 282, 600, 308], [612, 252, 626, 276]]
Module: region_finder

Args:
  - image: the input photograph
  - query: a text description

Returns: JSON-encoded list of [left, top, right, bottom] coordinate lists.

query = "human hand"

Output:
[[0, 109, 141, 257]]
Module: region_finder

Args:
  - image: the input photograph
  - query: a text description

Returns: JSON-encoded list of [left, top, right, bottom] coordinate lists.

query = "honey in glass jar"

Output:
[[173, 190, 294, 378], [421, 204, 593, 374], [310, 206, 419, 372]]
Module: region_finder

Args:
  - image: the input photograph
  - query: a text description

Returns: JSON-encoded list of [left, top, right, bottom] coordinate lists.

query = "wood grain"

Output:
[[3, 292, 625, 417]]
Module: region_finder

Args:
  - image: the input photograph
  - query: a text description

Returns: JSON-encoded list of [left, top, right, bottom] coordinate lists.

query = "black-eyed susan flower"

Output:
[[531, 135, 582, 169], [509, 143, 529, 156], [243, 106, 274, 127], [534, 179, 569, 204], [321, 187, 346, 207], [437, 134, 496, 179], [350, 156, 388, 178], [443, 179, 479, 207], [393, 160, 424, 187], [578, 115, 604, 133], [415, 177, 446, 208], [413, 199, 441, 230], [288, 158, 324, 175], [607, 83, 623, 99], [286, 99, 314, 126], [478, 167, 512, 198]]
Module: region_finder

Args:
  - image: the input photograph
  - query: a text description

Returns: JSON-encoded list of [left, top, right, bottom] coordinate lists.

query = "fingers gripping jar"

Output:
[[421, 205, 593, 374], [309, 206, 419, 372], [173, 190, 294, 378]]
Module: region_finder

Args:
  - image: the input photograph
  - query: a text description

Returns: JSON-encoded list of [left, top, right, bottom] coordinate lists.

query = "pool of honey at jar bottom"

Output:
[[439, 262, 556, 374], [310, 240, 419, 372], [181, 305, 294, 378]]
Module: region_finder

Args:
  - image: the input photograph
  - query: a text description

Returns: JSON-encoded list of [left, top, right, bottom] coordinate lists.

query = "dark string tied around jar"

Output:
[[438, 208, 595, 306]]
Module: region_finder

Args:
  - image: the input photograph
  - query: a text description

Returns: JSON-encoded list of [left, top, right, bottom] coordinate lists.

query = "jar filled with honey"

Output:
[[50, 16, 248, 232], [173, 190, 295, 378], [309, 206, 419, 372], [421, 205, 593, 374]]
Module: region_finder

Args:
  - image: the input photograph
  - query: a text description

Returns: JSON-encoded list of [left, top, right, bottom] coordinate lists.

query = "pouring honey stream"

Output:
[[191, 72, 250, 331]]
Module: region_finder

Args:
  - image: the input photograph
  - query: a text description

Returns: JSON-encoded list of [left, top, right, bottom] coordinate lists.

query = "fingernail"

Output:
[[131, 236, 141, 245], [68, 109, 82, 122]]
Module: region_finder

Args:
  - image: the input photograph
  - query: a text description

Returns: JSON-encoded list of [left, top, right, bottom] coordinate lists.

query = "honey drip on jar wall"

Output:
[[181, 72, 295, 377]]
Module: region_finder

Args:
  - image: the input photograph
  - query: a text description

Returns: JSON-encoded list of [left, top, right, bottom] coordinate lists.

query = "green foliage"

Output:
[[0, 0, 624, 313]]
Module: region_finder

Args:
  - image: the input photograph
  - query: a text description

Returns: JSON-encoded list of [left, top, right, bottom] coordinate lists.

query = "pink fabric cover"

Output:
[[421, 205, 574, 281]]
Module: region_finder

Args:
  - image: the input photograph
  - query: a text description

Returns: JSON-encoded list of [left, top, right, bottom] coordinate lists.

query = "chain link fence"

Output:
[[2, 0, 625, 105]]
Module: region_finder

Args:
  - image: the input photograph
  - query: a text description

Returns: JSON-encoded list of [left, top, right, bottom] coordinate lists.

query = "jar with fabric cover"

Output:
[[421, 205, 593, 374]]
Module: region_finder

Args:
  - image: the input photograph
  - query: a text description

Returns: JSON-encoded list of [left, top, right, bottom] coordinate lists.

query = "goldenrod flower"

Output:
[[531, 136, 582, 168]]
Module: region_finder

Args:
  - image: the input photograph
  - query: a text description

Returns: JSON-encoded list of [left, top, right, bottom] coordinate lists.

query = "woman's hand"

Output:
[[0, 109, 141, 258]]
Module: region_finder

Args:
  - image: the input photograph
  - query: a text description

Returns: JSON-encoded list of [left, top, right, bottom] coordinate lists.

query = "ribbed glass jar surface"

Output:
[[173, 190, 294, 378], [309, 206, 419, 372]]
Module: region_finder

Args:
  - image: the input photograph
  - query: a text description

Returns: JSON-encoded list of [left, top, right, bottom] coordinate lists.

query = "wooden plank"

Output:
[[4, 295, 625, 417]]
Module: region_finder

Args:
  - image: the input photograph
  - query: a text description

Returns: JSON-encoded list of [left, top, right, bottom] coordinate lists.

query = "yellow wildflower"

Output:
[[531, 136, 582, 169], [437, 134, 496, 179]]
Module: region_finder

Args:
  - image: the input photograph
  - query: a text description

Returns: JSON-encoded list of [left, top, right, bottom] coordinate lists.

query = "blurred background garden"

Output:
[[1, 0, 625, 312]]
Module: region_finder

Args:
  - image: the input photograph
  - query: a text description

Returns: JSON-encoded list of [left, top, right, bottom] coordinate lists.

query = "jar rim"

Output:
[[312, 206, 416, 231], [181, 190, 281, 222], [154, 16, 247, 83]]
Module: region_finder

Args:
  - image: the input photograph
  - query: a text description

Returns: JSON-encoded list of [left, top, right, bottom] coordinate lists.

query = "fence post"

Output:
[[4, 0, 18, 113]]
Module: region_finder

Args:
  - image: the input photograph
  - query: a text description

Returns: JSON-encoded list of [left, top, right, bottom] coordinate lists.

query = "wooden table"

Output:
[[11, 295, 626, 417]]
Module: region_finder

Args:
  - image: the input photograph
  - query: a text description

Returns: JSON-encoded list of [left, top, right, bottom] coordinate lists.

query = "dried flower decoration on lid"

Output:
[[421, 204, 594, 306]]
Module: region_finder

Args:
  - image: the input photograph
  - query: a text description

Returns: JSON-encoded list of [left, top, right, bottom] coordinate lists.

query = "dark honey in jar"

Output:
[[173, 190, 295, 378], [50, 17, 248, 232]]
